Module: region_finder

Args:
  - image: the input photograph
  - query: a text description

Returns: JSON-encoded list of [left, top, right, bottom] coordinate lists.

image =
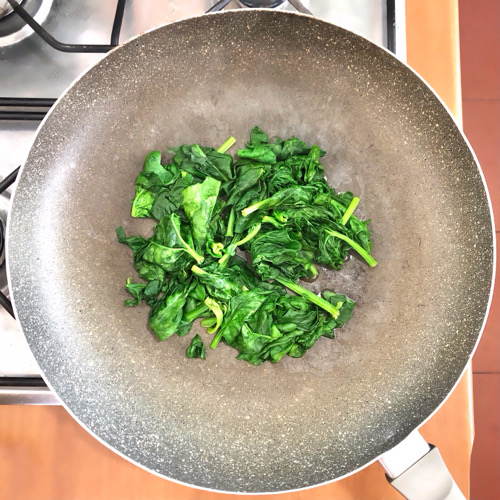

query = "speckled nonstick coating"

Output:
[[7, 10, 495, 493]]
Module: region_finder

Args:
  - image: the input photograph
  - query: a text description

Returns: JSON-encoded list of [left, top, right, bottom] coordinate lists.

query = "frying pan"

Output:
[[6, 10, 495, 494]]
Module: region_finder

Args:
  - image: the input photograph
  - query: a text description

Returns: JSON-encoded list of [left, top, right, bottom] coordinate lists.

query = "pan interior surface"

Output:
[[7, 11, 494, 493]]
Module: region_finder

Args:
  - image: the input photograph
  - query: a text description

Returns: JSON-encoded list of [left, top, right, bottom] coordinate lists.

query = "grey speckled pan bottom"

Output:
[[7, 10, 494, 493]]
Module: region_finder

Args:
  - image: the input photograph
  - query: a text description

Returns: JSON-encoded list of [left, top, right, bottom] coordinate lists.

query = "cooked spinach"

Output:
[[117, 126, 376, 365], [187, 334, 206, 359], [182, 176, 221, 252]]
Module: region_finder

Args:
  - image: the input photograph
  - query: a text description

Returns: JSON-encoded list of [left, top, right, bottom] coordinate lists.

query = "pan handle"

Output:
[[379, 431, 466, 500]]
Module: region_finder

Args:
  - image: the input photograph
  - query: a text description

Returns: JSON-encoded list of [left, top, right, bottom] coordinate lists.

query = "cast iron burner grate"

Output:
[[4, 0, 124, 51], [4, 0, 313, 52], [0, 167, 16, 318]]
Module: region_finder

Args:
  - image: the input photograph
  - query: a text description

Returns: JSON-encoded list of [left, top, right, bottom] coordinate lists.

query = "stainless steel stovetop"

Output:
[[0, 0, 405, 403]]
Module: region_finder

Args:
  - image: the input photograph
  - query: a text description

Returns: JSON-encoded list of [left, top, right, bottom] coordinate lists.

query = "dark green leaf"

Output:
[[116, 226, 147, 254], [323, 291, 355, 327], [182, 176, 221, 251], [149, 287, 188, 340], [191, 265, 245, 302], [131, 186, 155, 218], [250, 126, 269, 145], [151, 172, 195, 220], [210, 288, 273, 348], [226, 164, 267, 206], [125, 278, 163, 307], [142, 241, 188, 273], [186, 334, 206, 359], [133, 260, 166, 282], [250, 229, 317, 280], [203, 148, 233, 182], [237, 144, 278, 164], [123, 279, 146, 307], [241, 185, 317, 217], [169, 144, 232, 182], [278, 137, 310, 160], [141, 151, 178, 186], [347, 217, 373, 252]]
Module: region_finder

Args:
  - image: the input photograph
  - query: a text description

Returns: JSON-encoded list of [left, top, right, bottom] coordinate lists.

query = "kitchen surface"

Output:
[[0, 0, 499, 498]]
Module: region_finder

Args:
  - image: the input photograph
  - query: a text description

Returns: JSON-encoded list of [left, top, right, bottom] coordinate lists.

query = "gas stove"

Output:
[[0, 0, 405, 403]]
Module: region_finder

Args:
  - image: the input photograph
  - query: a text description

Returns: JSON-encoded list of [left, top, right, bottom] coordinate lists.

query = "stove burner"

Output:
[[0, 0, 52, 45], [0, 0, 16, 20], [238, 0, 287, 7]]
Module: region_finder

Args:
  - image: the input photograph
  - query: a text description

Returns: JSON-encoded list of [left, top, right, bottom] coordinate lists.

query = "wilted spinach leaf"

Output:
[[182, 176, 221, 251], [186, 334, 206, 359], [148, 280, 191, 340]]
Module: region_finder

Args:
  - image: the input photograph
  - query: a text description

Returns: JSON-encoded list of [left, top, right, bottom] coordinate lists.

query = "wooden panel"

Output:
[[459, 0, 500, 100], [406, 0, 462, 122], [470, 374, 500, 498]]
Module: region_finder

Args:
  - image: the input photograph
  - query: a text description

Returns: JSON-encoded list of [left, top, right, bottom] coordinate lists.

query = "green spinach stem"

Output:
[[211, 242, 224, 257], [261, 215, 284, 228], [305, 262, 319, 279], [191, 265, 207, 275], [236, 224, 261, 246], [210, 330, 223, 349], [204, 297, 224, 334], [276, 277, 340, 319], [241, 200, 263, 217], [325, 229, 377, 267], [218, 252, 231, 268], [192, 144, 207, 157], [225, 207, 235, 237], [341, 197, 360, 224], [184, 303, 209, 322], [171, 215, 204, 264], [218, 224, 262, 267], [217, 136, 236, 154], [200, 317, 217, 328]]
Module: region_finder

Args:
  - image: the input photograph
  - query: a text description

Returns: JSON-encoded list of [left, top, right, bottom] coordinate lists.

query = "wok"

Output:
[[6, 10, 495, 494]]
